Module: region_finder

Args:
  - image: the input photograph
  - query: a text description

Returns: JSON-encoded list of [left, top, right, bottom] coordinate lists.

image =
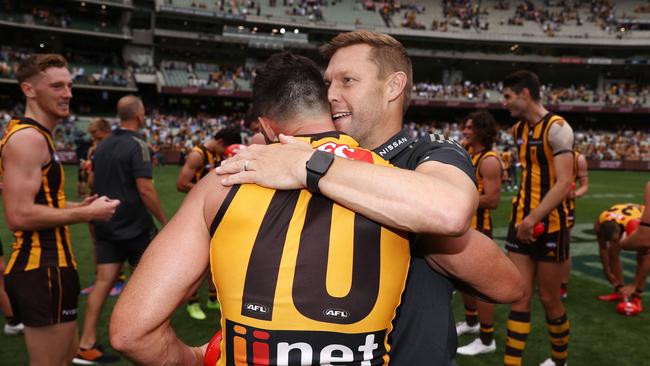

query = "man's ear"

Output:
[[386, 71, 408, 103], [20, 81, 36, 99], [258, 116, 278, 143]]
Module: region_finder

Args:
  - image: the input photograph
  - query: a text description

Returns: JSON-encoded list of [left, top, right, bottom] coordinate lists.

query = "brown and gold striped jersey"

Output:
[[208, 132, 410, 366], [1, 117, 76, 274], [510, 113, 571, 233], [470, 149, 500, 234]]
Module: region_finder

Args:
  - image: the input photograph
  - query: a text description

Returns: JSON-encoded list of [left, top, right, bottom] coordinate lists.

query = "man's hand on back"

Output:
[[217, 134, 313, 189]]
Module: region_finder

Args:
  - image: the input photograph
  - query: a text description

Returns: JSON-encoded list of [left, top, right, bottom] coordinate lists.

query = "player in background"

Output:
[[620, 182, 650, 251], [595, 203, 647, 308], [456, 110, 502, 356], [501, 70, 574, 366], [560, 149, 589, 299], [176, 127, 241, 320]]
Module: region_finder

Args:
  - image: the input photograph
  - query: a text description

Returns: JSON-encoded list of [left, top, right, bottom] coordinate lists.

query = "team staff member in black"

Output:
[[2, 54, 118, 366], [74, 95, 168, 364], [502, 71, 574, 366], [217, 31, 524, 365]]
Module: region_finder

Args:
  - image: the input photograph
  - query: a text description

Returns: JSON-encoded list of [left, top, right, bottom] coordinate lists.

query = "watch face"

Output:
[[308, 150, 334, 174]]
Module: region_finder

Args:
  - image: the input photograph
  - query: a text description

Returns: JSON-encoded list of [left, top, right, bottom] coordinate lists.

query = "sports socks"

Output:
[[209, 287, 218, 302], [189, 291, 199, 304], [464, 305, 479, 326], [560, 282, 568, 291], [479, 322, 494, 345], [547, 313, 569, 366], [504, 311, 531, 366]]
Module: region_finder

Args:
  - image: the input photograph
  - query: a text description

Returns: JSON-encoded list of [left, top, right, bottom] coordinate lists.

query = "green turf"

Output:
[[0, 167, 649, 365]]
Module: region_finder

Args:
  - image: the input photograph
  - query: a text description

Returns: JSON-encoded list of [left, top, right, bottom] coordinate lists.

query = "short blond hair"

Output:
[[321, 31, 412, 113]]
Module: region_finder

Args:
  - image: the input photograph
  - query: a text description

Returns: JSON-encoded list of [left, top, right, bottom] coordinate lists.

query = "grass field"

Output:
[[0, 166, 648, 365]]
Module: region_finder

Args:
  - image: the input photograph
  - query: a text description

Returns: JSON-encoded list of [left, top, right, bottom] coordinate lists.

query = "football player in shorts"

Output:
[[1, 54, 118, 366], [501, 70, 574, 366], [456, 110, 503, 356], [176, 127, 241, 319], [595, 203, 647, 306]]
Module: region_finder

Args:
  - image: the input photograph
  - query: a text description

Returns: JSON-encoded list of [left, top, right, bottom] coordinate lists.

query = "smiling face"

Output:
[[324, 44, 389, 147], [502, 87, 527, 120], [28, 66, 73, 120]]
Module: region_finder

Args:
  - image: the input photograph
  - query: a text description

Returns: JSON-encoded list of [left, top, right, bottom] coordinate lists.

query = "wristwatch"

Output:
[[306, 150, 335, 195]]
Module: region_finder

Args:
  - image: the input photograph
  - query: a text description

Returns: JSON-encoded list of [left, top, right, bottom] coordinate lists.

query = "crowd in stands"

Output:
[[161, 61, 253, 89], [2, 108, 648, 162], [413, 79, 650, 107], [0, 3, 120, 33], [0, 47, 133, 87]]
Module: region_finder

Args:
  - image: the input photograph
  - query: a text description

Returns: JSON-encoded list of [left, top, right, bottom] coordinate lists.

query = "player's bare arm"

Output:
[[110, 172, 227, 364], [595, 222, 620, 286], [477, 155, 502, 209], [422, 230, 524, 303], [217, 135, 477, 236], [136, 177, 169, 225], [620, 181, 650, 250], [573, 153, 589, 198], [176, 150, 204, 193], [2, 128, 118, 231], [516, 121, 574, 242], [619, 252, 650, 298]]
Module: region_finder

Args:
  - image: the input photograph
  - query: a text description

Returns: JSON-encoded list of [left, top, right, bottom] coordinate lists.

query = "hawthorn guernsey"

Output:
[[207, 132, 410, 366]]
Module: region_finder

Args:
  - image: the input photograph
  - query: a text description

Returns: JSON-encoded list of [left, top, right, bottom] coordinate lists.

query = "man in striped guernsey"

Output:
[[501, 71, 575, 366], [177, 126, 242, 320], [560, 150, 588, 299], [594, 203, 646, 304], [456, 110, 502, 357], [1, 54, 119, 366], [111, 52, 413, 365], [621, 182, 650, 251]]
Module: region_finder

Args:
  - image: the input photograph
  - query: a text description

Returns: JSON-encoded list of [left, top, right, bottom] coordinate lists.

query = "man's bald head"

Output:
[[117, 95, 144, 122]]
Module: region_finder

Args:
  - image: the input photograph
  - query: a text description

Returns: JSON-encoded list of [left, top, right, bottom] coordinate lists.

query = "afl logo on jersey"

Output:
[[323, 308, 350, 320], [245, 303, 269, 314]]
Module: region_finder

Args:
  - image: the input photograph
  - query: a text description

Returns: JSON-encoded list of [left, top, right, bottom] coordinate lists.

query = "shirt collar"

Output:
[[372, 130, 414, 160]]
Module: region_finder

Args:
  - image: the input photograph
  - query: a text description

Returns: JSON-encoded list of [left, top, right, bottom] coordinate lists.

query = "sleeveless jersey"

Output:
[[567, 151, 580, 229], [501, 150, 512, 169], [470, 149, 499, 234], [209, 132, 410, 366], [510, 113, 570, 234], [1, 117, 76, 274], [598, 204, 644, 227], [191, 145, 217, 183]]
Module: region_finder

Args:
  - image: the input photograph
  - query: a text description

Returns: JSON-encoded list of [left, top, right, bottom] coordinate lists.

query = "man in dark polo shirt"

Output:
[[74, 95, 168, 365]]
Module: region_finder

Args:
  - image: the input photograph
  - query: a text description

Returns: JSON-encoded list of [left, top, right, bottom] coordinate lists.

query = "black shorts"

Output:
[[505, 223, 569, 262], [5, 266, 80, 327], [96, 227, 157, 267]]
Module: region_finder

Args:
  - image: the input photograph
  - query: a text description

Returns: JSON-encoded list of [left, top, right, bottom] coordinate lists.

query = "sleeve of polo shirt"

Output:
[[417, 133, 477, 186], [131, 139, 153, 179]]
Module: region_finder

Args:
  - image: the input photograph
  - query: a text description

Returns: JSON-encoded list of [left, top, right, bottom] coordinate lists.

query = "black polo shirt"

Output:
[[375, 130, 476, 366], [92, 128, 154, 241]]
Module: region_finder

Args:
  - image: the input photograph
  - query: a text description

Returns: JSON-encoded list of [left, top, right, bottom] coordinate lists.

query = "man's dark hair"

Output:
[[502, 70, 541, 101], [466, 110, 497, 148], [16, 54, 68, 84], [600, 220, 622, 243], [214, 126, 242, 145], [253, 52, 329, 123]]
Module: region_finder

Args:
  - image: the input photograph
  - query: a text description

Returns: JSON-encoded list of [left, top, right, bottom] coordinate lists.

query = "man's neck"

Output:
[[24, 105, 59, 131], [471, 143, 486, 154], [120, 120, 139, 132], [363, 111, 403, 150], [284, 115, 336, 136], [523, 102, 549, 127]]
